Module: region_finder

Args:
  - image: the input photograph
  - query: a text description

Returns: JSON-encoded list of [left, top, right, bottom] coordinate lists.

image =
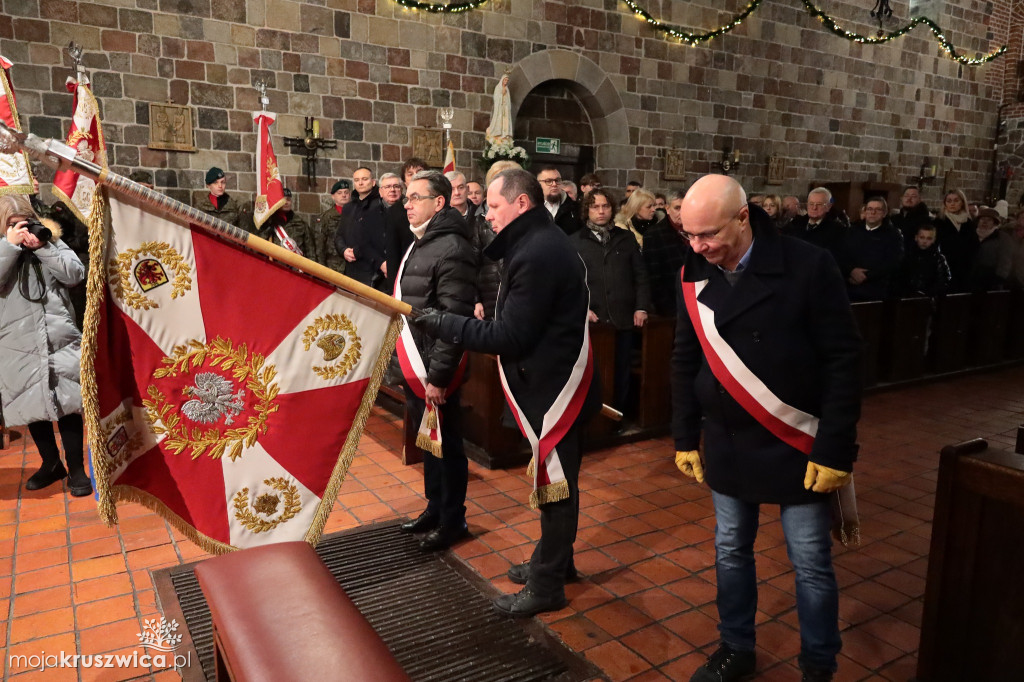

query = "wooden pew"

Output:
[[850, 301, 884, 389], [928, 293, 971, 374], [635, 316, 675, 431], [880, 297, 931, 383], [967, 290, 1010, 367]]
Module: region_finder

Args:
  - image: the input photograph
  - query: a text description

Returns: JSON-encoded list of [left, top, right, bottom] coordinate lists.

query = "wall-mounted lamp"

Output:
[[715, 147, 740, 175], [913, 158, 938, 187]]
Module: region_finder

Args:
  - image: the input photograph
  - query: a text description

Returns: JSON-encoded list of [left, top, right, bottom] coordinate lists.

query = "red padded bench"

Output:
[[194, 541, 411, 682]]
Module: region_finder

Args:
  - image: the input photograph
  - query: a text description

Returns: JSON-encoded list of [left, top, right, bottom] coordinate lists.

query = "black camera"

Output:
[[23, 218, 51, 243]]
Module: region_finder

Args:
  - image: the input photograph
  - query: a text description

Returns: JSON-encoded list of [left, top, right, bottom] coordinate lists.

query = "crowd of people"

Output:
[[6, 157, 1022, 682]]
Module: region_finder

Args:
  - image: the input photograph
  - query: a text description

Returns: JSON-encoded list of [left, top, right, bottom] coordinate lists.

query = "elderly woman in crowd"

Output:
[[0, 194, 90, 497], [615, 188, 658, 249]]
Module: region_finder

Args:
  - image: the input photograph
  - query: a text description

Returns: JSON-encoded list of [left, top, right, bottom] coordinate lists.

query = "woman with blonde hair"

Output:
[[0, 193, 90, 496], [762, 194, 784, 228], [615, 188, 657, 248], [933, 188, 976, 291]]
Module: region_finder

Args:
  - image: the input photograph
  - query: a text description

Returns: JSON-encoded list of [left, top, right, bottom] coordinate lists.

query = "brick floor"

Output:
[[1, 366, 1022, 681]]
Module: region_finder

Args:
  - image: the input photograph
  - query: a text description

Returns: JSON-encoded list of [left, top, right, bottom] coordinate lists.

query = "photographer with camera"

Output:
[[0, 194, 90, 497]]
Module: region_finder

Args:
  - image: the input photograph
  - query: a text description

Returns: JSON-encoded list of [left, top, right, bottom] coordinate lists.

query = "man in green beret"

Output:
[[195, 166, 251, 229], [312, 178, 351, 273]]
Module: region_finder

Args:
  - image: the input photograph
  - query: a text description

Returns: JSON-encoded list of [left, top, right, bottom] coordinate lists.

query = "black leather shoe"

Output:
[[506, 561, 580, 585], [400, 511, 439, 534], [67, 468, 93, 498], [690, 644, 756, 682], [25, 461, 67, 491], [801, 666, 834, 682], [493, 586, 568, 618], [418, 522, 469, 551]]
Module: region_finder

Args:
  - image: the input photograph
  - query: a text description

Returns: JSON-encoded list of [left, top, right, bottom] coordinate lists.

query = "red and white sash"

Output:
[[274, 224, 302, 255], [681, 268, 859, 545], [497, 311, 593, 509], [394, 243, 467, 457]]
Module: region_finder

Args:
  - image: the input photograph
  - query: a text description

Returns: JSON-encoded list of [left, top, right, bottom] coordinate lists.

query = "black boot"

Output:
[[26, 460, 67, 491], [62, 432, 93, 498]]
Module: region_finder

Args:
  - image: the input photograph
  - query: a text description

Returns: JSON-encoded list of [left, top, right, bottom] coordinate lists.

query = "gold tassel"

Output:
[[415, 432, 444, 458], [426, 408, 438, 430], [528, 479, 570, 510], [526, 456, 536, 478]]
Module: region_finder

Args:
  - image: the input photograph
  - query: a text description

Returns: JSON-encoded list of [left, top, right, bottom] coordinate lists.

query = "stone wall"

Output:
[[0, 0, 1011, 217]]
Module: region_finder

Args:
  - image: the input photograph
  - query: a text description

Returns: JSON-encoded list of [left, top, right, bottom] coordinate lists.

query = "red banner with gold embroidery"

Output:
[[52, 76, 107, 223], [83, 188, 402, 553], [0, 55, 34, 195], [252, 111, 285, 230]]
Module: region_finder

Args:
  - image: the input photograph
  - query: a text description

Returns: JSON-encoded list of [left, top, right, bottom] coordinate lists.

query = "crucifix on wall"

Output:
[[283, 117, 337, 187]]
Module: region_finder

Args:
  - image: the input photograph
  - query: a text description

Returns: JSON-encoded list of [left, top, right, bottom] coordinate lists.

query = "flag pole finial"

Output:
[[254, 80, 269, 110], [66, 42, 85, 82]]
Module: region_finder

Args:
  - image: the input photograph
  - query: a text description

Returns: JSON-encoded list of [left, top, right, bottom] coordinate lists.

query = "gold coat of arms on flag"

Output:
[[83, 188, 402, 552]]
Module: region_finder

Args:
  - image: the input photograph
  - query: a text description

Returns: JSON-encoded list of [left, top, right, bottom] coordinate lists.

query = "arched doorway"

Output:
[[513, 79, 594, 184], [504, 50, 632, 186]]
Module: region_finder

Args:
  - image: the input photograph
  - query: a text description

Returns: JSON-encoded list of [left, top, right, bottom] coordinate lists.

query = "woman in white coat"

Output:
[[0, 194, 90, 496]]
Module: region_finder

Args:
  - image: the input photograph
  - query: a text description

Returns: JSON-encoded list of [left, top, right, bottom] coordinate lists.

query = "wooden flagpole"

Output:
[[0, 121, 412, 317]]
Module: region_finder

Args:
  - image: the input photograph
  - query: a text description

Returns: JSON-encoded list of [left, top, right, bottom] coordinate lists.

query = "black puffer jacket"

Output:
[[396, 207, 476, 387], [471, 212, 500, 319]]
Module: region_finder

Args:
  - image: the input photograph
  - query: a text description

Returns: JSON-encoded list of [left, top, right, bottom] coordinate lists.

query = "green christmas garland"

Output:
[[391, 0, 487, 13], [386, 0, 1005, 65]]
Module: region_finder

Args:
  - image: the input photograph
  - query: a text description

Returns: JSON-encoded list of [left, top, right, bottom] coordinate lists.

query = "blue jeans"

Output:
[[711, 491, 841, 672]]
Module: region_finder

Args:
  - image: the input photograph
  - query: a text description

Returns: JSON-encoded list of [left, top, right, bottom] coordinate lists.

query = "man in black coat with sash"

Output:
[[411, 169, 601, 617], [672, 175, 862, 682]]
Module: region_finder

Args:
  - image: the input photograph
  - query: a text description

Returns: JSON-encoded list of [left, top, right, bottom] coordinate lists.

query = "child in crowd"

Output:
[[900, 224, 951, 297]]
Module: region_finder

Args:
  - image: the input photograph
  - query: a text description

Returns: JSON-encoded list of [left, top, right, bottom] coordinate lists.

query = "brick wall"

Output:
[[0, 0, 1012, 218]]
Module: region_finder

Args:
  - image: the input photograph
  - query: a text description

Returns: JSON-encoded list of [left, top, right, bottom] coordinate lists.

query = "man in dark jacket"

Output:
[[537, 166, 580, 235], [782, 187, 846, 266], [411, 169, 601, 617], [312, 179, 351, 273], [572, 187, 650, 411], [838, 197, 904, 302], [642, 189, 689, 316], [195, 166, 252, 229], [899, 224, 950, 297], [395, 170, 476, 552], [673, 175, 862, 682], [891, 186, 932, 249], [335, 168, 388, 290]]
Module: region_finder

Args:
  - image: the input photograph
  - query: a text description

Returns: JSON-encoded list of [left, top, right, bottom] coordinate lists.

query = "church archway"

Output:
[[505, 49, 633, 180]]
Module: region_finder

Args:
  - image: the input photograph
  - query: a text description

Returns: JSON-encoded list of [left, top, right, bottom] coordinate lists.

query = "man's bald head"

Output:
[[678, 174, 752, 272], [680, 174, 747, 229]]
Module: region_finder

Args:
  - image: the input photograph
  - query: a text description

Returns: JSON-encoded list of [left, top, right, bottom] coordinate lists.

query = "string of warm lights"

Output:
[[621, 0, 763, 46], [391, 0, 487, 13], [801, 1, 1006, 66]]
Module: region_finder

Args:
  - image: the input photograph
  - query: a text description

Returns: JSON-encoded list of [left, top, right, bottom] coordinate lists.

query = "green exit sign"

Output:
[[535, 137, 560, 155]]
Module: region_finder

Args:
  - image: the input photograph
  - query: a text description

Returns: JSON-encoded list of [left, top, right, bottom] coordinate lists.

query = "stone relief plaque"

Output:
[[663, 148, 685, 181], [412, 128, 444, 168], [767, 155, 786, 185], [148, 103, 195, 152]]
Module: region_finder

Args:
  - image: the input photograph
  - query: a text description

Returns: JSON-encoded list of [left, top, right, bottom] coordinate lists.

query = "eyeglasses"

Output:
[[381, 184, 402, 191], [404, 194, 437, 204], [807, 202, 829, 209], [538, 178, 561, 185], [682, 207, 745, 243]]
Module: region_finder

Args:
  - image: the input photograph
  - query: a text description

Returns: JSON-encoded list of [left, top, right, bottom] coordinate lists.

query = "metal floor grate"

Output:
[[156, 521, 601, 682]]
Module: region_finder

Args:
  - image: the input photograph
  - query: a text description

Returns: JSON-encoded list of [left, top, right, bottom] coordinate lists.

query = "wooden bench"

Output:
[[194, 541, 410, 682]]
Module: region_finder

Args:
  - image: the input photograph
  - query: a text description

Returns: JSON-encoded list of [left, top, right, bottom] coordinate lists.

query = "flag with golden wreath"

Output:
[[0, 55, 33, 195], [51, 75, 107, 223], [252, 111, 285, 231], [84, 186, 402, 552]]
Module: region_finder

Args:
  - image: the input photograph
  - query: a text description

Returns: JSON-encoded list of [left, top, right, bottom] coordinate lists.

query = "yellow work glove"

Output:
[[675, 450, 704, 483], [803, 462, 851, 493]]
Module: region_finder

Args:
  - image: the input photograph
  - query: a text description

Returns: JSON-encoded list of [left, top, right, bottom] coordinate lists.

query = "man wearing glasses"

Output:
[[672, 174, 862, 682], [783, 187, 847, 266], [838, 197, 904, 302], [395, 170, 476, 552], [536, 166, 580, 235]]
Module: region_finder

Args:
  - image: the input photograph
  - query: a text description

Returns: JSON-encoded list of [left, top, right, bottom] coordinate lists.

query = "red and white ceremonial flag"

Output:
[[252, 111, 286, 231], [0, 55, 34, 195], [83, 188, 402, 552], [51, 75, 107, 223], [442, 139, 455, 174]]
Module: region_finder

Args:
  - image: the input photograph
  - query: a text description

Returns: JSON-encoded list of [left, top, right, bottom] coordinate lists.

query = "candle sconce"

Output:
[[912, 159, 939, 188], [715, 146, 741, 175]]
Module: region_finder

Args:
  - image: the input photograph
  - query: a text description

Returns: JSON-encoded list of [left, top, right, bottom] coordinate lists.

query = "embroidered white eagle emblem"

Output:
[[181, 372, 246, 425]]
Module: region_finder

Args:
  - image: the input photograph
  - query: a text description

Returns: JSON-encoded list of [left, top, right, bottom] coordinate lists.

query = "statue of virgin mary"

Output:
[[484, 74, 513, 146]]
